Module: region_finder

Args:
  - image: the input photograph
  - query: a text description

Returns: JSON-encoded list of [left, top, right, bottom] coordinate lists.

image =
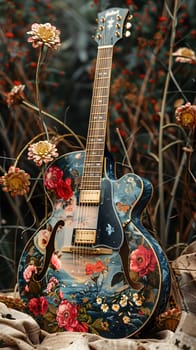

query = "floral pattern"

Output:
[[18, 152, 171, 338], [130, 245, 157, 277], [44, 166, 73, 200]]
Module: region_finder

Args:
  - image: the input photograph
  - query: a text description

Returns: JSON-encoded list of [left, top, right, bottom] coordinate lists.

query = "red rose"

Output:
[[130, 245, 157, 277], [56, 300, 79, 331], [85, 260, 106, 275], [75, 321, 88, 332], [44, 166, 63, 190], [28, 296, 48, 316], [55, 178, 73, 201], [85, 263, 96, 275], [94, 260, 106, 273]]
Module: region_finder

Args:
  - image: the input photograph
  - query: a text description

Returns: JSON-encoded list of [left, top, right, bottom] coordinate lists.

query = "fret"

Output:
[[82, 46, 113, 189]]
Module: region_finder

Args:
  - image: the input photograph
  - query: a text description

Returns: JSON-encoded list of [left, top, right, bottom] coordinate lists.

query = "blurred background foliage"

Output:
[[0, 0, 195, 290]]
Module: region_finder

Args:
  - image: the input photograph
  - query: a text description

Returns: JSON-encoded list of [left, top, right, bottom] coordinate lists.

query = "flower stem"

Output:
[[22, 100, 85, 149], [158, 0, 178, 247], [35, 45, 49, 140]]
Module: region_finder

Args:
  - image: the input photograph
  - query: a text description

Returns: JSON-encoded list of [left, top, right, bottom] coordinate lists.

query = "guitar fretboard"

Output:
[[80, 46, 113, 190]]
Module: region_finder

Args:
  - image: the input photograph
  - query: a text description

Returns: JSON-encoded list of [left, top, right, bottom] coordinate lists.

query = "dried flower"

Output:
[[0, 166, 30, 197], [6, 84, 25, 107], [28, 140, 59, 166], [27, 23, 61, 50], [175, 102, 196, 129], [172, 47, 196, 64]]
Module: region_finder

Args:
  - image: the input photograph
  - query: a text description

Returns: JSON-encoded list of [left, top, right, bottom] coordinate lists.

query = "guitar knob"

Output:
[[125, 30, 131, 37], [126, 22, 132, 29]]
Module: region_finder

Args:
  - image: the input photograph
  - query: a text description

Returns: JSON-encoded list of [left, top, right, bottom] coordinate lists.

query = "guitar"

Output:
[[18, 8, 171, 338]]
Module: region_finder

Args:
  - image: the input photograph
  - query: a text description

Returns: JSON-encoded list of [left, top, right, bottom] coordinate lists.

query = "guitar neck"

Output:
[[80, 46, 113, 191]]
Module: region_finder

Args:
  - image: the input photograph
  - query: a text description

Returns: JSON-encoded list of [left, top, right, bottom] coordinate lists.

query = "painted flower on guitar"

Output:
[[85, 260, 106, 275], [46, 277, 59, 293], [44, 166, 73, 201], [44, 166, 64, 189], [28, 140, 59, 166], [0, 166, 30, 197], [55, 178, 73, 201], [50, 253, 62, 270], [130, 245, 157, 277], [27, 23, 61, 50], [34, 228, 51, 252], [23, 264, 37, 282], [28, 296, 48, 316], [56, 299, 87, 332]]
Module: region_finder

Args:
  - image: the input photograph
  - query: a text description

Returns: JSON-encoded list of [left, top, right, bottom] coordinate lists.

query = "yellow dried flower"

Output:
[[172, 47, 196, 64], [0, 166, 30, 197], [6, 84, 25, 108], [28, 140, 59, 166], [175, 102, 196, 129], [27, 23, 61, 50]]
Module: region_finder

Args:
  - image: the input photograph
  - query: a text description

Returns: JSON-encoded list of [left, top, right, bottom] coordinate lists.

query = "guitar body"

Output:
[[18, 151, 171, 338]]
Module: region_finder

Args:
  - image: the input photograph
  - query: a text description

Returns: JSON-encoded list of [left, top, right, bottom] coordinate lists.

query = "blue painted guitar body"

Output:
[[18, 151, 171, 338]]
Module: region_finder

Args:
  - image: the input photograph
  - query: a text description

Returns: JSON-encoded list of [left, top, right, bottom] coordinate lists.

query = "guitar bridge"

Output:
[[79, 190, 100, 204], [62, 246, 113, 255]]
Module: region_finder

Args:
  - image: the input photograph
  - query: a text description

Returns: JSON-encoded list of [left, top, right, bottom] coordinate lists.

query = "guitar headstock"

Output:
[[94, 7, 132, 47]]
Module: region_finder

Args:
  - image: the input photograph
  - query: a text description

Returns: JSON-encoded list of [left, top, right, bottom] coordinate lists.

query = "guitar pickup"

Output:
[[79, 190, 100, 204], [73, 229, 96, 245]]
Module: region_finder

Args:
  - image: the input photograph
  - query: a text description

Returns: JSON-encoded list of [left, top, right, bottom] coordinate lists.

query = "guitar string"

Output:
[[74, 47, 113, 268], [83, 46, 112, 263], [78, 47, 105, 263]]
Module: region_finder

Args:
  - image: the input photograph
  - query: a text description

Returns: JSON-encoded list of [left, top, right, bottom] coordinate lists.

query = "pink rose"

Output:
[[56, 300, 79, 331], [28, 296, 48, 316], [130, 245, 157, 277], [50, 253, 62, 270], [46, 276, 59, 293], [23, 264, 37, 282]]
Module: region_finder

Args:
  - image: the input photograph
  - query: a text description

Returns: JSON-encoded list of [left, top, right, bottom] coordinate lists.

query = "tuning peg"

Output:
[[127, 14, 133, 21], [96, 33, 102, 40], [115, 31, 120, 37], [116, 15, 122, 21], [125, 30, 131, 37], [126, 22, 132, 29]]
